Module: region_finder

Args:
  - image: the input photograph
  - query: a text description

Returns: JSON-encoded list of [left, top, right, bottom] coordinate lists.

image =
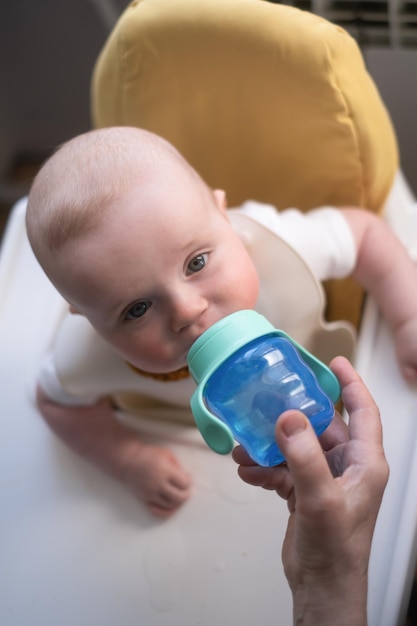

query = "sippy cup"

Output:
[[187, 310, 340, 467]]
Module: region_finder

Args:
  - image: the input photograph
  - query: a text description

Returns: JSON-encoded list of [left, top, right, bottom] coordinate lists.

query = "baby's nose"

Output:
[[170, 291, 207, 333]]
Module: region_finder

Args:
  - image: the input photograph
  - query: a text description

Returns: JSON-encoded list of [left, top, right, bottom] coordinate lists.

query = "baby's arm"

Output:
[[36, 385, 192, 517], [342, 208, 417, 381]]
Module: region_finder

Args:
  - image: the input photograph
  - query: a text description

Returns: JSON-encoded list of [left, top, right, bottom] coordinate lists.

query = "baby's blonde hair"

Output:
[[26, 126, 194, 272]]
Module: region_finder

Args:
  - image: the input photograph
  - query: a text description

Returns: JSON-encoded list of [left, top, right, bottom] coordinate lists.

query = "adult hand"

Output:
[[233, 356, 389, 626]]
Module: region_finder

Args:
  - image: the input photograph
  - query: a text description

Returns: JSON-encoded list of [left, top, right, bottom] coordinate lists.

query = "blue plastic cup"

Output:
[[187, 310, 340, 466]]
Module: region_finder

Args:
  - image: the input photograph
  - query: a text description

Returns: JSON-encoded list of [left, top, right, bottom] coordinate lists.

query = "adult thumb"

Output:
[[275, 410, 333, 500]]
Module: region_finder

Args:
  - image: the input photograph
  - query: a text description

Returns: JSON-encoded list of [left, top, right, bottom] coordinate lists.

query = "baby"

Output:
[[26, 126, 417, 517]]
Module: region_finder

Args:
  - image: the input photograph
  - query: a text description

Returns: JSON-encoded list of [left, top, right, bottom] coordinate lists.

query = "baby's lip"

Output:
[[185, 315, 226, 352], [185, 339, 199, 358], [187, 327, 206, 346], [184, 333, 205, 360]]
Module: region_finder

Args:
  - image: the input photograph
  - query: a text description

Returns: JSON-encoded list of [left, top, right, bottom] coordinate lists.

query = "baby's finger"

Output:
[[147, 501, 181, 518], [169, 469, 193, 491], [148, 483, 191, 515]]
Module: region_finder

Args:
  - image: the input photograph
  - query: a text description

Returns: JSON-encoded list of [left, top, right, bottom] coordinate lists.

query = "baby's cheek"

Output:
[[235, 259, 259, 309], [132, 339, 174, 366], [105, 335, 164, 369]]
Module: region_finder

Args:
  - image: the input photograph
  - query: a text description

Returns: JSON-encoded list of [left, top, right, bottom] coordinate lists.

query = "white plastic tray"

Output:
[[0, 179, 416, 625], [0, 198, 291, 625]]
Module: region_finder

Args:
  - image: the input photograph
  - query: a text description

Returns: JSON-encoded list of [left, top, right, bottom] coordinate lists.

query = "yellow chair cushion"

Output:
[[91, 0, 398, 326]]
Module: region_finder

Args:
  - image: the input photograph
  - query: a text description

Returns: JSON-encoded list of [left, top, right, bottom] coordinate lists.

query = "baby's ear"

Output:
[[213, 188, 227, 213]]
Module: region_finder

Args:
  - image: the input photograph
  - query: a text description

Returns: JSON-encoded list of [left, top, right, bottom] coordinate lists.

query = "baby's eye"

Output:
[[187, 253, 208, 274], [125, 301, 151, 320]]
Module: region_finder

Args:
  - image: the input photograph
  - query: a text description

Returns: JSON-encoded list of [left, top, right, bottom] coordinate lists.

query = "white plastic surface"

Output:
[[1, 180, 417, 625], [0, 198, 292, 625]]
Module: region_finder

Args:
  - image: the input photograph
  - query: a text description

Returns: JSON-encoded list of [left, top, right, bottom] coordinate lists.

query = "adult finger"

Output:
[[318, 412, 349, 451], [275, 410, 336, 506], [232, 444, 255, 466], [330, 356, 383, 445]]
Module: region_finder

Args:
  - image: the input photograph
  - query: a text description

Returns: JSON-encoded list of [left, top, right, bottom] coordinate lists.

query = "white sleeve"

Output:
[[38, 351, 101, 407], [237, 201, 357, 281]]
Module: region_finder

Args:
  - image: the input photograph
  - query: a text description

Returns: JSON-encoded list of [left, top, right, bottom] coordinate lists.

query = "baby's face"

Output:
[[58, 176, 259, 373]]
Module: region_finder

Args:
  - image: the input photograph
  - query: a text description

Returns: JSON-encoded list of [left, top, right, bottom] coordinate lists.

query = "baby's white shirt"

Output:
[[236, 201, 356, 281]]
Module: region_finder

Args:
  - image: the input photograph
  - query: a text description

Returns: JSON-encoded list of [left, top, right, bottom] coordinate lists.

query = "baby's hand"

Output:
[[394, 317, 417, 383], [122, 443, 193, 517]]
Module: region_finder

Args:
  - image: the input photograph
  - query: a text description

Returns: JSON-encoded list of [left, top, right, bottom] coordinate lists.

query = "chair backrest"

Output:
[[91, 0, 398, 326]]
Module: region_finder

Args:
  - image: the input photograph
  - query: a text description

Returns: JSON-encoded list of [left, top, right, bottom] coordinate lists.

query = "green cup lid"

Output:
[[187, 309, 274, 382]]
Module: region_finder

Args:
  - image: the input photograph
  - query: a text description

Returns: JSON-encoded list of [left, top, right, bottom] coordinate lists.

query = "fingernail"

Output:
[[280, 412, 308, 437]]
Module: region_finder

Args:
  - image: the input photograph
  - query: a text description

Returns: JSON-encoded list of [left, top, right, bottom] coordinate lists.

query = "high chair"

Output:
[[1, 1, 417, 625]]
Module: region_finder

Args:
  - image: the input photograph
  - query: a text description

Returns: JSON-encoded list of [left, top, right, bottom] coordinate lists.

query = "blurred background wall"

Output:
[[1, 0, 416, 218]]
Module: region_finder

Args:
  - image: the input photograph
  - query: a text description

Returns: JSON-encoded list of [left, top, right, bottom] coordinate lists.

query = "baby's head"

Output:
[[26, 127, 259, 373], [27, 127, 189, 279]]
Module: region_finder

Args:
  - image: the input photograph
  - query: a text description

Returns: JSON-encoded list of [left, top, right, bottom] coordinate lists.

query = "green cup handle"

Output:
[[190, 385, 234, 454]]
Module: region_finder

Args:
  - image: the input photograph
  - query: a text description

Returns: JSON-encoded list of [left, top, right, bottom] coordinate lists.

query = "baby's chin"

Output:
[[125, 347, 190, 375], [124, 360, 190, 381], [131, 359, 189, 375]]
